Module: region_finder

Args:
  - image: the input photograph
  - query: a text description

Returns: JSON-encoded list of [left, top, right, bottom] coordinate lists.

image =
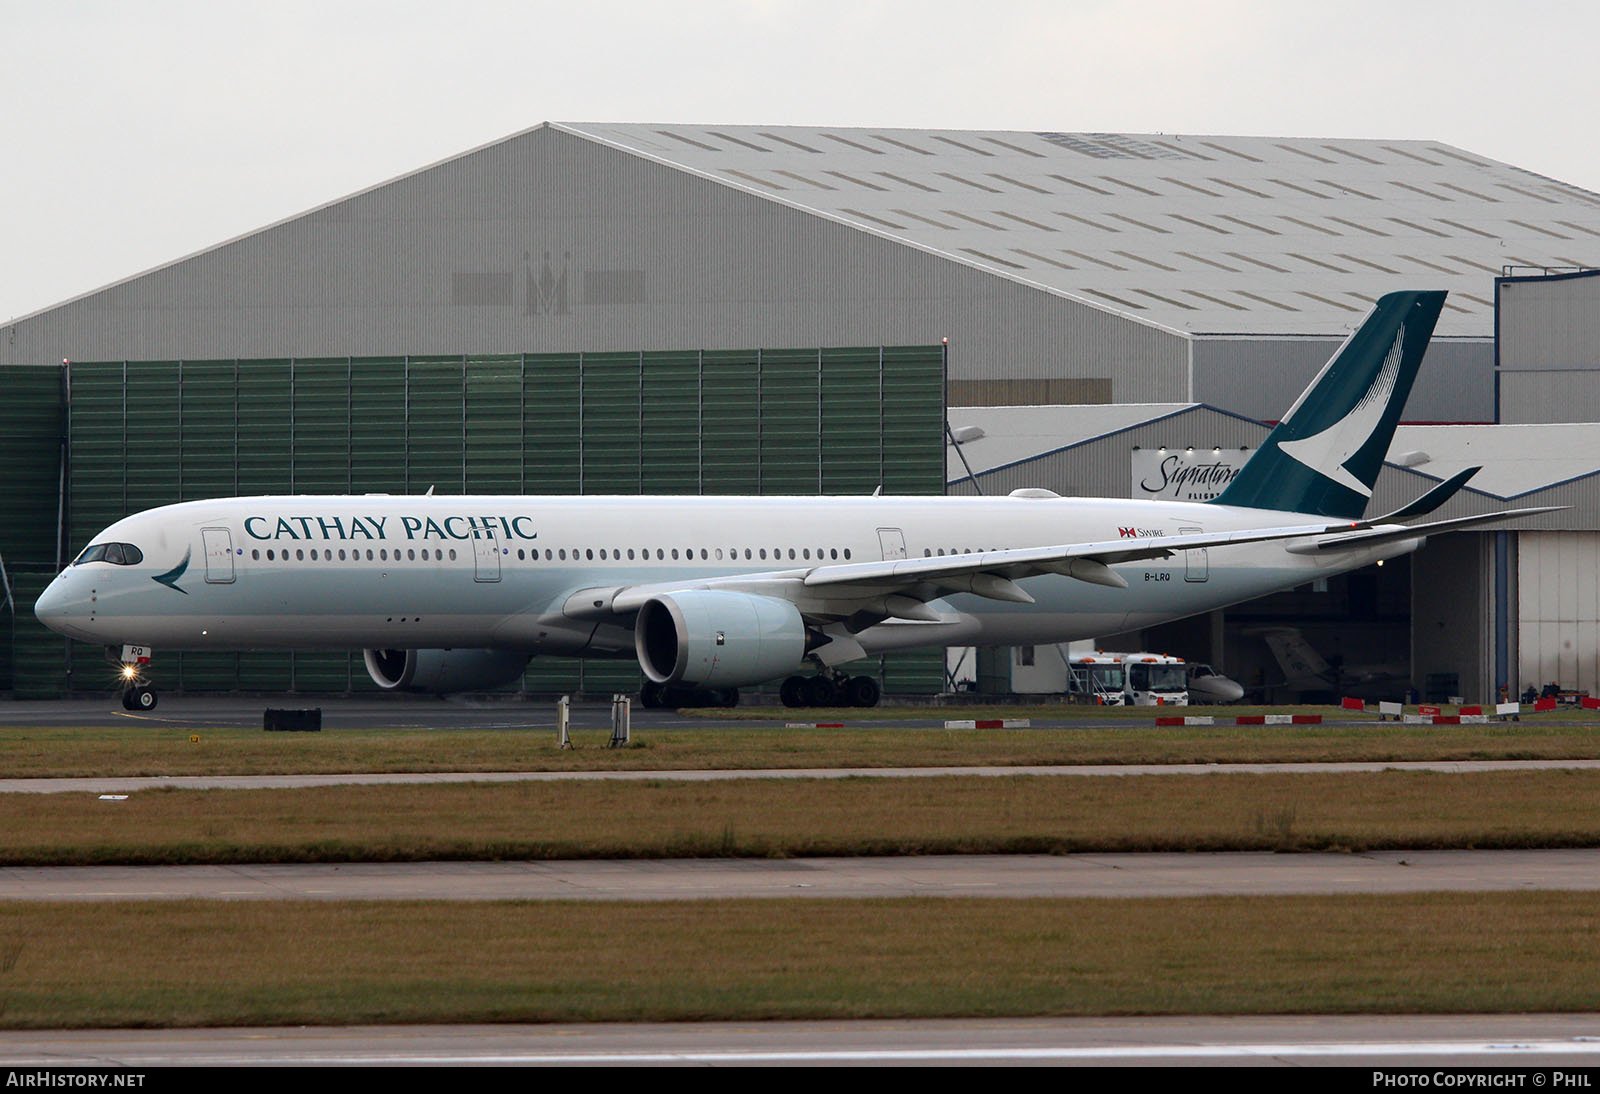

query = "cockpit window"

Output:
[[72, 542, 143, 566]]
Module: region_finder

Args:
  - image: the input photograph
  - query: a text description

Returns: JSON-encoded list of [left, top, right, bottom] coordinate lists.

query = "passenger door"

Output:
[[202, 528, 236, 584], [474, 524, 502, 583], [1178, 526, 1208, 583]]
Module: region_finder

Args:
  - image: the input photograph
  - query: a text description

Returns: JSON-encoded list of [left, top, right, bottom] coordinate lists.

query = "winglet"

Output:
[[1361, 465, 1480, 525]]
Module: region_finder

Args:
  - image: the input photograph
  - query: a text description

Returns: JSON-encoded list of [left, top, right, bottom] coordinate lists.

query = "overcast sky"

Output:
[[3, 0, 1595, 323]]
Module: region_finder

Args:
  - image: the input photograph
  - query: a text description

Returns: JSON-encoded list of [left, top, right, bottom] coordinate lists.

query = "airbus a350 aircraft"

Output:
[[36, 291, 1556, 711]]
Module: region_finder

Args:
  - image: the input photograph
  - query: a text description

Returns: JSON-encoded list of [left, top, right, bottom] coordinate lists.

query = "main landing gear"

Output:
[[639, 682, 740, 710], [780, 672, 881, 709]]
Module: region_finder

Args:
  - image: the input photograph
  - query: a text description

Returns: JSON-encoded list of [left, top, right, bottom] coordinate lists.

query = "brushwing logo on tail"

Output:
[[1275, 325, 1405, 498], [152, 549, 191, 595]]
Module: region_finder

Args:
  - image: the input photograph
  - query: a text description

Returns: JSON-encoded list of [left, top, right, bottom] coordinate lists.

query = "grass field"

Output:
[[4, 713, 1600, 777], [9, 714, 1600, 1029], [5, 768, 1600, 865], [1, 892, 1598, 1028]]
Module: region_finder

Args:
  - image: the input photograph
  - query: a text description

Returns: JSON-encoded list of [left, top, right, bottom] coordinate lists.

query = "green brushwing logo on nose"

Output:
[[152, 549, 190, 595]]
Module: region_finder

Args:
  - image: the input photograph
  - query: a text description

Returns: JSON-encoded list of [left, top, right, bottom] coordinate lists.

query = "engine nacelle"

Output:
[[635, 591, 807, 688], [362, 648, 532, 695]]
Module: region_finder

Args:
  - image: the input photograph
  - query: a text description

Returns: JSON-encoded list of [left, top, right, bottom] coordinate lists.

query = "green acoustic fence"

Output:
[[34, 345, 948, 698], [0, 367, 69, 696]]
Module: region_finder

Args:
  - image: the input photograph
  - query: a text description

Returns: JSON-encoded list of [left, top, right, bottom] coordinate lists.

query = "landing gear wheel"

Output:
[[640, 682, 667, 709], [132, 686, 157, 712], [844, 675, 881, 708], [780, 676, 807, 708], [716, 688, 740, 709], [803, 676, 837, 708], [120, 689, 135, 711]]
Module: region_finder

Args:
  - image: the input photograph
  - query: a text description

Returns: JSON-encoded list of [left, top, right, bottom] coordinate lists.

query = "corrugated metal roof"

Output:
[[563, 124, 1600, 338]]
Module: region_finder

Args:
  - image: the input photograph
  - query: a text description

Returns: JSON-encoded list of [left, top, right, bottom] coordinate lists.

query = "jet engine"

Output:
[[362, 648, 532, 695], [634, 590, 807, 688]]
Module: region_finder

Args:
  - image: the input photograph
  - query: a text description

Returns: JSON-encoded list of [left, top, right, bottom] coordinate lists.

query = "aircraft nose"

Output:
[[34, 574, 91, 639], [34, 576, 69, 629]]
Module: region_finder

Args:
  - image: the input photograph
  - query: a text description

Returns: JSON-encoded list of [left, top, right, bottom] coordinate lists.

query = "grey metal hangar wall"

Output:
[[11, 345, 947, 699]]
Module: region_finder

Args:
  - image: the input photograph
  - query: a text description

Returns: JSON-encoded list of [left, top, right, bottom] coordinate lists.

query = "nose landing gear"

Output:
[[120, 684, 158, 711], [112, 646, 157, 712]]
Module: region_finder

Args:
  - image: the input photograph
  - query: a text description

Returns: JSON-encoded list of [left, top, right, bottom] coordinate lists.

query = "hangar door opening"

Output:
[[1121, 559, 1414, 704]]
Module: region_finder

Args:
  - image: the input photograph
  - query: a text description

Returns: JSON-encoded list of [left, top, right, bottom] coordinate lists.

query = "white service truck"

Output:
[[1066, 652, 1189, 706]]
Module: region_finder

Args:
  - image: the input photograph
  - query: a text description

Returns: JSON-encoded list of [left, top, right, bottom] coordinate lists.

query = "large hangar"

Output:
[[3, 123, 1598, 699], [8, 123, 1597, 416]]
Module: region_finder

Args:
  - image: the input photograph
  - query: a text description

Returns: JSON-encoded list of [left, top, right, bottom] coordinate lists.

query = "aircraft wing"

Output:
[[794, 522, 1342, 600], [1285, 506, 1566, 553], [569, 520, 1352, 624], [566, 506, 1560, 626]]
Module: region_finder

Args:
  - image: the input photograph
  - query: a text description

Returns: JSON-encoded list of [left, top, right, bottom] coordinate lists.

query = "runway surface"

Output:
[[3, 1015, 1600, 1066], [4, 849, 1600, 903]]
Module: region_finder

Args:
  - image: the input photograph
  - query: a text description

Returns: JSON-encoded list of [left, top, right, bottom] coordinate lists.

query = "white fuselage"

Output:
[[35, 493, 1419, 663]]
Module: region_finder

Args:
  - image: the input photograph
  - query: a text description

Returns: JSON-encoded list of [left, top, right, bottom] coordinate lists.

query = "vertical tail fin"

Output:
[[1211, 290, 1445, 518]]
